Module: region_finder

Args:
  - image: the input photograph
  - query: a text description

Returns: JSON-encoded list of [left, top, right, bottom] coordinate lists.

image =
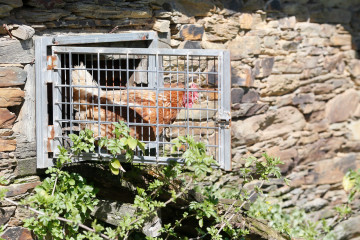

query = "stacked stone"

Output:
[[150, 0, 360, 238], [0, 12, 39, 237]]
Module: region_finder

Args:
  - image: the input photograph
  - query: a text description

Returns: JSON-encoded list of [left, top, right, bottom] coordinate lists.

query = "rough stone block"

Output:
[[267, 146, 298, 173], [324, 53, 344, 73], [325, 89, 359, 123], [228, 36, 261, 59], [303, 198, 328, 212], [231, 66, 254, 87], [0, 4, 13, 18], [0, 129, 13, 137], [254, 57, 274, 78], [330, 215, 360, 240], [179, 24, 204, 41], [178, 41, 202, 49], [66, 2, 151, 19], [232, 106, 305, 146], [330, 34, 352, 46], [306, 154, 358, 185], [0, 109, 16, 129], [200, 40, 225, 49], [0, 67, 26, 87], [153, 19, 170, 33], [232, 103, 268, 118], [242, 88, 259, 103], [1, 227, 34, 240], [0, 181, 41, 197], [0, 88, 24, 107], [0, 206, 16, 225], [15, 8, 70, 23], [278, 16, 296, 30], [17, 158, 37, 177], [0, 39, 34, 64], [349, 60, 360, 78], [239, 13, 263, 30], [10, 25, 35, 40], [260, 74, 300, 97], [0, 139, 16, 152], [231, 88, 244, 104]]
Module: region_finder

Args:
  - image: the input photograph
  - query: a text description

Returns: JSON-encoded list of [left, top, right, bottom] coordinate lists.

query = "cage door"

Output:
[[45, 46, 231, 170]]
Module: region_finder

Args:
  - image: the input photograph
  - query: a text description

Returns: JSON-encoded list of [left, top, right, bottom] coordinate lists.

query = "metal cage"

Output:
[[35, 33, 231, 170]]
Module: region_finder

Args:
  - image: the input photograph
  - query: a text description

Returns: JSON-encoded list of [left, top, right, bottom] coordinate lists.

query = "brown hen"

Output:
[[71, 63, 199, 141]]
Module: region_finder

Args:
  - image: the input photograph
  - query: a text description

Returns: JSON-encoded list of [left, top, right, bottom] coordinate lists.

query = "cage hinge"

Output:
[[47, 125, 55, 153], [217, 110, 231, 127], [47, 55, 58, 70]]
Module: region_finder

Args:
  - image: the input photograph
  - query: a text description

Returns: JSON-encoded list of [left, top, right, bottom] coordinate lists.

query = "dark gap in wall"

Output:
[[47, 83, 53, 125]]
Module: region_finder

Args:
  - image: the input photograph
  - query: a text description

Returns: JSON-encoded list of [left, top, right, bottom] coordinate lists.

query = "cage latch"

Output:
[[217, 110, 231, 127]]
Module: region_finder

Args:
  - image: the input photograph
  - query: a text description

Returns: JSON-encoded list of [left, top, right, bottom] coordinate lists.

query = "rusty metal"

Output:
[[47, 125, 55, 152], [47, 55, 57, 70], [2, 24, 13, 39]]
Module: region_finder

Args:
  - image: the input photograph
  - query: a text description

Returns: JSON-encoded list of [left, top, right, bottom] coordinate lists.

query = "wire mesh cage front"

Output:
[[49, 47, 231, 169]]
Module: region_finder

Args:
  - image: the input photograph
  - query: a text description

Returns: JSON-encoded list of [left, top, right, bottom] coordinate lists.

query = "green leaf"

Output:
[[199, 218, 203, 228], [68, 179, 75, 186], [127, 138, 138, 150], [110, 159, 121, 169], [109, 164, 120, 175], [138, 140, 146, 152]]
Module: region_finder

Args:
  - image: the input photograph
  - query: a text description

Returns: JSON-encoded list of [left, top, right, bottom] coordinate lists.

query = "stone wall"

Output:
[[1, 0, 360, 238]]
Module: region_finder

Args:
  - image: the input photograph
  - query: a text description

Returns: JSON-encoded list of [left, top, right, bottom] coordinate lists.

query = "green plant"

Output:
[[22, 147, 101, 239], [248, 199, 328, 240], [3, 122, 292, 239], [98, 121, 145, 175], [248, 168, 360, 240]]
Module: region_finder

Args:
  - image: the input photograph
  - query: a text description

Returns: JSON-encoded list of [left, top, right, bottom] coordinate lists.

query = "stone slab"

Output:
[[305, 154, 359, 185], [1, 227, 34, 240], [0, 182, 41, 197], [0, 206, 16, 225], [0, 88, 24, 107], [179, 24, 204, 41], [66, 2, 151, 19], [0, 39, 34, 64], [325, 89, 359, 123], [0, 108, 16, 129], [0, 139, 16, 152], [15, 8, 70, 23], [228, 36, 261, 59], [0, 67, 27, 87]]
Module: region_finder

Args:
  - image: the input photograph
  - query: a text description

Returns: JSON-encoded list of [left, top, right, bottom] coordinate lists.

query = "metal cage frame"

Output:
[[35, 32, 231, 170]]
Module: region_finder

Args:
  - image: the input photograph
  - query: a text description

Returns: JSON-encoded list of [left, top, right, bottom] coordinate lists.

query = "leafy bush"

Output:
[[3, 121, 356, 239]]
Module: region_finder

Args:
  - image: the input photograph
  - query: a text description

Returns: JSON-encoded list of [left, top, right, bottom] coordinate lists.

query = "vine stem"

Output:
[[4, 197, 111, 240], [128, 178, 194, 227], [51, 154, 73, 196], [215, 180, 265, 236]]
